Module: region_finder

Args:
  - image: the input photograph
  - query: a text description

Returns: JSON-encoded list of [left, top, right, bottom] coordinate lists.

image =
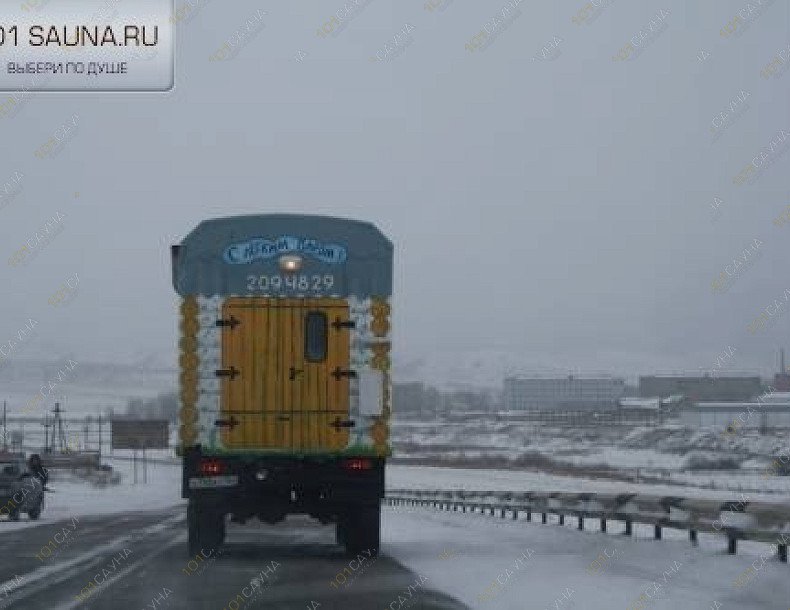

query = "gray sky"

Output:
[[0, 0, 788, 385]]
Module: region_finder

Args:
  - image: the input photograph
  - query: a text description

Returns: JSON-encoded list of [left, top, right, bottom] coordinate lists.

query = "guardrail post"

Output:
[[600, 519, 606, 533], [578, 515, 584, 531], [526, 510, 531, 522], [500, 508, 506, 519], [689, 529, 698, 546], [462, 504, 466, 513], [728, 537, 737, 555], [542, 512, 547, 524], [654, 525, 662, 540], [779, 544, 787, 563], [512, 509, 518, 520], [625, 520, 632, 536]]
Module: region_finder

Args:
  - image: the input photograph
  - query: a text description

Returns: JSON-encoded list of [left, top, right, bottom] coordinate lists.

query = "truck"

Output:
[[171, 214, 393, 556]]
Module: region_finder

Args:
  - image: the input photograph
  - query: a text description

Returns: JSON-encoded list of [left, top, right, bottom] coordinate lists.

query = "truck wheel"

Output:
[[344, 504, 380, 557], [8, 507, 20, 522], [335, 515, 348, 546], [187, 501, 201, 556], [211, 512, 226, 551], [188, 500, 225, 557], [28, 501, 42, 520]]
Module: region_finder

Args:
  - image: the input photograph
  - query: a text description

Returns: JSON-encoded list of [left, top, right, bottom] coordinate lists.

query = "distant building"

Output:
[[679, 401, 790, 430], [446, 389, 494, 412], [773, 349, 790, 391], [503, 376, 625, 411], [619, 397, 661, 410], [393, 382, 428, 415], [638, 375, 762, 402], [773, 373, 790, 392]]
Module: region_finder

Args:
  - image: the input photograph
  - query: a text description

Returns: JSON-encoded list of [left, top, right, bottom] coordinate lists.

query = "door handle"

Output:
[[332, 318, 356, 330], [330, 417, 356, 429], [216, 366, 240, 380], [289, 367, 304, 380], [215, 316, 240, 329], [331, 367, 357, 380], [214, 416, 240, 429]]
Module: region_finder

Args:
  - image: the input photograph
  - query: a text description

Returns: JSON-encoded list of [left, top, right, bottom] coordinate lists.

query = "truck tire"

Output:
[[336, 515, 348, 547], [188, 500, 226, 557], [28, 500, 42, 520], [344, 504, 380, 557], [187, 501, 201, 556]]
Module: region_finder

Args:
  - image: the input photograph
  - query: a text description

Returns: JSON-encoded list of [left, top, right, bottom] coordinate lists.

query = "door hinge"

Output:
[[330, 417, 356, 429], [331, 367, 357, 380], [214, 416, 240, 429], [215, 366, 240, 380], [216, 316, 240, 329], [332, 318, 356, 330]]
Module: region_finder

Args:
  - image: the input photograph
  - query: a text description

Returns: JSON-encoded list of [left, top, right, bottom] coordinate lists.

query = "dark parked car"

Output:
[[0, 456, 45, 520]]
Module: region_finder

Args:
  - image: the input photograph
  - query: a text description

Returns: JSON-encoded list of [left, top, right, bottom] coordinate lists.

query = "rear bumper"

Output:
[[182, 448, 385, 516]]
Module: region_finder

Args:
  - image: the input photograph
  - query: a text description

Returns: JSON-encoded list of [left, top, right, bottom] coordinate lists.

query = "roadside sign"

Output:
[[111, 419, 169, 449]]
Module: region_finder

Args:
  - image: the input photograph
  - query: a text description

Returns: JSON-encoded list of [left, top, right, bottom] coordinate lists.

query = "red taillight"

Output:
[[342, 458, 373, 471], [199, 459, 226, 476]]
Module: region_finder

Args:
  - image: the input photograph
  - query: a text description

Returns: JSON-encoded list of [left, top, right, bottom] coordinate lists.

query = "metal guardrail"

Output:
[[385, 488, 790, 562]]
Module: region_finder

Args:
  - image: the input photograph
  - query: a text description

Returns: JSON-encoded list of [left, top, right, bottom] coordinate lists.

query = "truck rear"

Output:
[[171, 214, 393, 556]]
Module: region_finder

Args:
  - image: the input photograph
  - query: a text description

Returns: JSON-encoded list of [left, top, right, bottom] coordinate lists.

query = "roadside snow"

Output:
[[383, 504, 790, 609], [0, 458, 182, 533]]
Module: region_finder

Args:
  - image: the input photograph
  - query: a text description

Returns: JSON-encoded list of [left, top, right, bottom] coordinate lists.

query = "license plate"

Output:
[[188, 475, 239, 489]]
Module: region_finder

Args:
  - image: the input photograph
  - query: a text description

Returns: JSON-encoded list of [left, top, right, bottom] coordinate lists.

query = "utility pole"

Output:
[[2, 400, 6, 451], [52, 402, 66, 453]]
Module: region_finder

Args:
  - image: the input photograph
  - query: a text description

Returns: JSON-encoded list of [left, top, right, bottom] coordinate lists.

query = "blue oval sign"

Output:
[[223, 236, 348, 265]]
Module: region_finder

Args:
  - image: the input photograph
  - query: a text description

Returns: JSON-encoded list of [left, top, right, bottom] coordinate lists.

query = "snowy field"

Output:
[[392, 419, 790, 496], [387, 464, 790, 503], [0, 457, 183, 533]]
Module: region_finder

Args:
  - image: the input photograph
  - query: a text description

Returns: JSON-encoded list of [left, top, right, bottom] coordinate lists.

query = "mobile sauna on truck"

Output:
[[171, 215, 393, 556]]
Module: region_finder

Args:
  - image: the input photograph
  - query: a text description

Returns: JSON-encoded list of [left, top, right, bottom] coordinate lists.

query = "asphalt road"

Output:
[[0, 509, 470, 610]]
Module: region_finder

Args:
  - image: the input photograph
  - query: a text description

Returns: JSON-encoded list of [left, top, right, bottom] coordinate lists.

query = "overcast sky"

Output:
[[0, 0, 788, 385]]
